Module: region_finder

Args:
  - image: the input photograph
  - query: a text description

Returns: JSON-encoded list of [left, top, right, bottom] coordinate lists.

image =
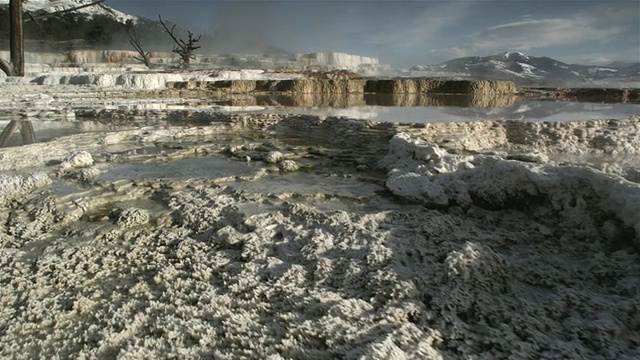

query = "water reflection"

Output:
[[208, 95, 639, 123], [0, 121, 36, 147], [0, 120, 98, 148], [210, 93, 517, 109]]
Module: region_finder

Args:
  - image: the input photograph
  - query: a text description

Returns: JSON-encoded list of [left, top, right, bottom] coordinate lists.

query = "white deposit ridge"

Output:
[[2, 69, 305, 90]]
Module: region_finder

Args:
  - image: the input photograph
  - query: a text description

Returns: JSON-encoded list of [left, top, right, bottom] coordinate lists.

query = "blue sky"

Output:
[[108, 0, 640, 67]]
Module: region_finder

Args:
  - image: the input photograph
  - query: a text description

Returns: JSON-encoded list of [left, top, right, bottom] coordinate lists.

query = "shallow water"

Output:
[[248, 99, 640, 123], [0, 119, 133, 148], [105, 95, 640, 123], [2, 96, 638, 148], [99, 156, 259, 182]]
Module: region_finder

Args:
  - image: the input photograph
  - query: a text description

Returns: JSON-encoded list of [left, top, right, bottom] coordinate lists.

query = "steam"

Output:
[[206, 1, 295, 55]]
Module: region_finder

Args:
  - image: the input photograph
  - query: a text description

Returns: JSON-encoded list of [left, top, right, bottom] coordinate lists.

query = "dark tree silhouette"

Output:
[[127, 23, 152, 68], [158, 15, 201, 68]]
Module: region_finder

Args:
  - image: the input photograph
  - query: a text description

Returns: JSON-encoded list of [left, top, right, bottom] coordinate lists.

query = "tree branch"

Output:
[[0, 58, 14, 77], [0, 120, 19, 147], [158, 15, 202, 67], [158, 15, 182, 48], [127, 26, 152, 68]]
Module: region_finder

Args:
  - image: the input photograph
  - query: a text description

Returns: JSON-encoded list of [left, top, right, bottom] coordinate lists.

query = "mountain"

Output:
[[0, 0, 200, 51], [409, 52, 640, 87], [16, 0, 136, 23]]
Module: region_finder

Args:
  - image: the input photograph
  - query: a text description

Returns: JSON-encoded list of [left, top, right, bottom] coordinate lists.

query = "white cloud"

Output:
[[368, 2, 473, 47], [429, 47, 470, 62], [469, 4, 637, 53], [559, 48, 640, 65], [472, 17, 623, 52]]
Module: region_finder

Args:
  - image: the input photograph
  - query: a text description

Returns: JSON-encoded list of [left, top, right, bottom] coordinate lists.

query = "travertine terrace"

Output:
[[0, 68, 639, 359]]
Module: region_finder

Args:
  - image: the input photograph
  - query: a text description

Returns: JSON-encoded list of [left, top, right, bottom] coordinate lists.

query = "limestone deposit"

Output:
[[0, 77, 639, 359], [0, 50, 386, 74]]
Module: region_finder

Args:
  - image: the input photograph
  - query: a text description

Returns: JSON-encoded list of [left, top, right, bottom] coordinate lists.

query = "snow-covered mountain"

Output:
[[0, 0, 177, 51], [0, 0, 136, 22], [409, 52, 639, 87]]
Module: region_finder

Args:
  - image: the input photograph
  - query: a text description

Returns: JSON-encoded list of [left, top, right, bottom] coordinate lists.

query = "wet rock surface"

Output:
[[400, 116, 640, 181], [1, 83, 639, 358]]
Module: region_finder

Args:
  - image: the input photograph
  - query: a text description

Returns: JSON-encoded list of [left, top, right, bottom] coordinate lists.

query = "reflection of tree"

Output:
[[0, 120, 35, 147]]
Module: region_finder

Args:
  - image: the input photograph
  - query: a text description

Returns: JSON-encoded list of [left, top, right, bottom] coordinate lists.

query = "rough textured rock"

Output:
[[0, 173, 51, 206], [264, 151, 286, 164], [60, 151, 94, 169], [278, 160, 300, 172], [381, 131, 640, 241], [1, 71, 639, 359], [402, 117, 640, 161], [116, 207, 150, 228]]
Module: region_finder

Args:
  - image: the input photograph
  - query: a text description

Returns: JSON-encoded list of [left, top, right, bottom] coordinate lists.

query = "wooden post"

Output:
[[9, 0, 24, 76]]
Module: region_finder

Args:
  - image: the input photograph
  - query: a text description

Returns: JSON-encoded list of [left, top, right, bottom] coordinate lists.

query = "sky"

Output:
[[107, 0, 640, 67]]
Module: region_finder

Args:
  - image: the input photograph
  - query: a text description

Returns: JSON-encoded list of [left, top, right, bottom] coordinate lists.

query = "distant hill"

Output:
[[409, 52, 640, 87]]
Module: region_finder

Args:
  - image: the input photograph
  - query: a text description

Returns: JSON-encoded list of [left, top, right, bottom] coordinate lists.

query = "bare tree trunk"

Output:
[[9, 0, 24, 76], [0, 121, 20, 147], [20, 121, 35, 145]]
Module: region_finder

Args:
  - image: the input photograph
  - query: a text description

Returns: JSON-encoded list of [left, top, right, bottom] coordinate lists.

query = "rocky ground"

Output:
[[1, 77, 639, 359]]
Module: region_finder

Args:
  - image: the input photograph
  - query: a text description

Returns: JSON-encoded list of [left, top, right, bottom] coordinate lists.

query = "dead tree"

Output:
[[0, 0, 24, 76], [127, 25, 152, 68], [158, 15, 201, 68], [0, 120, 35, 147]]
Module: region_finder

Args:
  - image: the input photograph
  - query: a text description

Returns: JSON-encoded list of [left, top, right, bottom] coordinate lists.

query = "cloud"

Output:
[[368, 2, 473, 47], [472, 18, 623, 52], [429, 47, 470, 62], [470, 4, 636, 53], [559, 48, 640, 65]]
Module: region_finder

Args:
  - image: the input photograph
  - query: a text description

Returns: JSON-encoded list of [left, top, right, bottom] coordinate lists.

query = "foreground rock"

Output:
[[0, 113, 639, 359], [398, 116, 640, 181]]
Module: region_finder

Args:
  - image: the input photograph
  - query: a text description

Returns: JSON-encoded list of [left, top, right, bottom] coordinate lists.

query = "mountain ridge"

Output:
[[409, 52, 639, 87]]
